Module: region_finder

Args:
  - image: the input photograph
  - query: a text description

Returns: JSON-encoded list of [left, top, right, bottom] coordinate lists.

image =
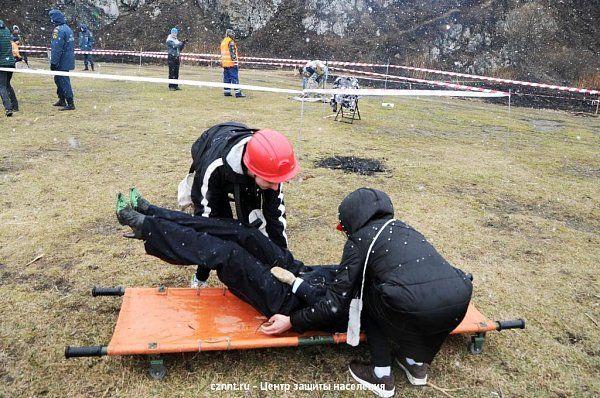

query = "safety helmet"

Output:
[[243, 129, 299, 183], [12, 25, 19, 32], [171, 27, 178, 35], [226, 28, 235, 38]]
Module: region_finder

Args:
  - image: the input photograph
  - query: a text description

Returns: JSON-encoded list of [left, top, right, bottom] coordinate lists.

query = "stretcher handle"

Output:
[[496, 319, 525, 331], [92, 286, 125, 297], [64, 345, 107, 358]]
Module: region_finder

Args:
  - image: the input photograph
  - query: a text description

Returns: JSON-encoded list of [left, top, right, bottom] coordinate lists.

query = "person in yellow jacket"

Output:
[[220, 28, 244, 97]]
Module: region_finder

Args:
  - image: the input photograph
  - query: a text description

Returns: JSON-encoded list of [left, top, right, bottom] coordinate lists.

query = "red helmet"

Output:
[[243, 129, 299, 183]]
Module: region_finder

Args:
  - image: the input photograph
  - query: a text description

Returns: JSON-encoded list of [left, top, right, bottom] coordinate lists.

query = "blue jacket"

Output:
[[49, 10, 75, 71], [79, 24, 94, 51]]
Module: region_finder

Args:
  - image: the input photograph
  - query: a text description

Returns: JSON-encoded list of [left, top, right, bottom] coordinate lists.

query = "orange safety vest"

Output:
[[11, 41, 21, 59], [220, 37, 238, 68]]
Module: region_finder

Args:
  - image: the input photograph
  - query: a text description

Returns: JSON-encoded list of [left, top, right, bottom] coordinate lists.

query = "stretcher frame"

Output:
[[65, 285, 524, 380], [334, 98, 361, 124]]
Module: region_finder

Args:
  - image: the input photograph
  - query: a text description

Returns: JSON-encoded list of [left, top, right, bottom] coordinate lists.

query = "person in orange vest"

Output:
[[220, 28, 244, 97]]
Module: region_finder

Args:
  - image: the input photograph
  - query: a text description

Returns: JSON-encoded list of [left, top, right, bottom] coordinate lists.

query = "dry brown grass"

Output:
[[575, 72, 600, 91], [1, 58, 599, 397]]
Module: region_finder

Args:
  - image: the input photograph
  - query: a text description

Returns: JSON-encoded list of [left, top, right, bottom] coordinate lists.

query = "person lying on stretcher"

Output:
[[116, 187, 472, 398]]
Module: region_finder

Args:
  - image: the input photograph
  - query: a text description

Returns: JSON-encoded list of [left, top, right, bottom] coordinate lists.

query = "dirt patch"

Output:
[[555, 331, 585, 345], [561, 163, 600, 179], [0, 157, 23, 174], [88, 220, 121, 236], [484, 196, 598, 234], [1, 270, 74, 294], [315, 156, 386, 176], [529, 119, 563, 133]]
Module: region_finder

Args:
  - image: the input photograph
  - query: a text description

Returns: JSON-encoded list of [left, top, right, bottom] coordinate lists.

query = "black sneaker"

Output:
[[348, 362, 395, 398], [53, 99, 66, 107], [235, 93, 246, 98], [395, 357, 428, 386], [59, 104, 76, 111], [5, 110, 13, 117]]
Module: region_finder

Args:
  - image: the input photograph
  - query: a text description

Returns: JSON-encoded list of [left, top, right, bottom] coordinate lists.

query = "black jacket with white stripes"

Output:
[[190, 122, 289, 248]]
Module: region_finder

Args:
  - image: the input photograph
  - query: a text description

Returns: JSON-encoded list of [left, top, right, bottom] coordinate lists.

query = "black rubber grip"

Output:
[[496, 319, 526, 330], [64, 345, 107, 358], [92, 287, 125, 297]]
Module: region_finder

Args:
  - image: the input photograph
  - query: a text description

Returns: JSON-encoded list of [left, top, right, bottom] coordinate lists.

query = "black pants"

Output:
[[363, 282, 469, 364], [141, 205, 308, 317], [0, 69, 18, 111], [83, 54, 94, 69], [363, 312, 392, 367], [54, 75, 73, 102], [168, 55, 180, 88]]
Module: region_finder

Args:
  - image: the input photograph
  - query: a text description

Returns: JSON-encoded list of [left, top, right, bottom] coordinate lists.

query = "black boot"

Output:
[[116, 193, 146, 239], [5, 109, 13, 117], [117, 206, 146, 229], [60, 100, 75, 111], [53, 99, 66, 107], [83, 66, 89, 71], [90, 63, 94, 71]]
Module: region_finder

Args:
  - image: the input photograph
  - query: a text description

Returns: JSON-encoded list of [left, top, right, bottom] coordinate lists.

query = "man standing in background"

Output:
[[11, 25, 28, 66], [220, 28, 244, 98], [166, 27, 186, 91], [0, 19, 18, 117], [79, 24, 94, 71], [49, 9, 76, 111]]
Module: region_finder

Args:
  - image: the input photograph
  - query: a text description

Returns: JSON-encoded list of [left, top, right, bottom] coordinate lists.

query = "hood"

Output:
[[0, 20, 5, 29], [338, 188, 394, 235], [49, 9, 66, 26]]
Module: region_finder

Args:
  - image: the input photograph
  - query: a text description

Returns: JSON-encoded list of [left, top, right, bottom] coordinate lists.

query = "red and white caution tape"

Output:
[[329, 65, 509, 95], [22, 44, 596, 95], [234, 54, 599, 95]]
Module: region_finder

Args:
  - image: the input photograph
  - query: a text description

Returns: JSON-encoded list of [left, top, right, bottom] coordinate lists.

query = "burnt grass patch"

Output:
[[482, 196, 598, 234], [315, 156, 386, 176]]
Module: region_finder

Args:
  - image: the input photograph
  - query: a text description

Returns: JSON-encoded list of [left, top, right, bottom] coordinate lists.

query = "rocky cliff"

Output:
[[3, 0, 599, 85]]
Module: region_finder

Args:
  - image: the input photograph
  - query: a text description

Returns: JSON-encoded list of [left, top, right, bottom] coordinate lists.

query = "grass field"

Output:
[[0, 58, 599, 397]]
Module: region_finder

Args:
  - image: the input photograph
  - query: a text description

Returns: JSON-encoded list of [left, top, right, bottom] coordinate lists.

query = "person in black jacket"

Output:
[[166, 27, 186, 90], [177, 122, 299, 287], [262, 188, 473, 397], [115, 189, 333, 317]]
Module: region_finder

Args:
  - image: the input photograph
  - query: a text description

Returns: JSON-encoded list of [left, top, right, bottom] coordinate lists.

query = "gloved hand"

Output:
[[183, 39, 188, 43], [50, 64, 58, 71]]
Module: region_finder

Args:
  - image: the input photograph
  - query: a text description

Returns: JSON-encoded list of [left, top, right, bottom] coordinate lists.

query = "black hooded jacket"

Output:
[[290, 188, 472, 334]]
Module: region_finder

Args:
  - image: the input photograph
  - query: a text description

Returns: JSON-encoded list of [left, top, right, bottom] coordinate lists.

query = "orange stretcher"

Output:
[[65, 286, 525, 379]]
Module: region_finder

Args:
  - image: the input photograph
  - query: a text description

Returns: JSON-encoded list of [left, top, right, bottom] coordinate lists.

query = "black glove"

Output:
[[50, 64, 58, 71]]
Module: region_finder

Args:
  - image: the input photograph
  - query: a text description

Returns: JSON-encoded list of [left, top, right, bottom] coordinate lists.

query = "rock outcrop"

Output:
[[3, 0, 598, 84]]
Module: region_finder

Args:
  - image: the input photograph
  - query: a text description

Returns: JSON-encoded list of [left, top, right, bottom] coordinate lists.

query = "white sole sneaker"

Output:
[[348, 367, 395, 398], [395, 358, 427, 386]]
